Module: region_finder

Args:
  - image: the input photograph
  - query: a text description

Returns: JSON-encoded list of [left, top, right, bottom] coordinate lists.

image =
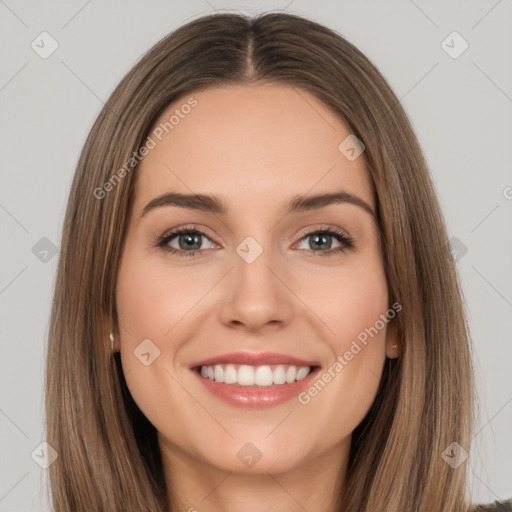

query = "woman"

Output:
[[45, 11, 511, 511]]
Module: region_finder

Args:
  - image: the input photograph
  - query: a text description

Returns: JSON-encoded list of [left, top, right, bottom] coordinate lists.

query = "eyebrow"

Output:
[[140, 191, 376, 219]]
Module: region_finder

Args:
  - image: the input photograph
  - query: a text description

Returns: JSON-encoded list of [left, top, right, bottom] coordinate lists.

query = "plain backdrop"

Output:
[[0, 1, 511, 510]]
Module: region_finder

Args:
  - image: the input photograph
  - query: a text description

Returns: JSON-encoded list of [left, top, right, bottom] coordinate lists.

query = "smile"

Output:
[[189, 352, 321, 408], [198, 364, 312, 386]]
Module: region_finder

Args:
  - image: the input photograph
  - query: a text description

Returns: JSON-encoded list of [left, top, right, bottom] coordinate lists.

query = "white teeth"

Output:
[[273, 365, 287, 385], [238, 365, 255, 386], [198, 364, 313, 386], [224, 364, 237, 384], [214, 365, 224, 383], [254, 365, 273, 386], [285, 366, 296, 383], [296, 366, 310, 381]]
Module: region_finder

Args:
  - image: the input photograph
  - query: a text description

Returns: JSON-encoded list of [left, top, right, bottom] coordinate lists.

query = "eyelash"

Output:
[[155, 224, 355, 258]]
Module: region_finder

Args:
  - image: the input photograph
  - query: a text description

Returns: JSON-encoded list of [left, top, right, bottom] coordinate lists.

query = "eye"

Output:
[[155, 225, 354, 258], [156, 225, 216, 257], [294, 227, 354, 257]]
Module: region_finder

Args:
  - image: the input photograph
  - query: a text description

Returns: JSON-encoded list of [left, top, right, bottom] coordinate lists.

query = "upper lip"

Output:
[[190, 351, 319, 369]]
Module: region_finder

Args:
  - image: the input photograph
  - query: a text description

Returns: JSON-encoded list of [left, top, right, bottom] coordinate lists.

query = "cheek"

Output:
[[114, 248, 218, 429], [294, 260, 390, 423], [337, 267, 389, 374], [116, 250, 213, 342], [303, 256, 389, 350]]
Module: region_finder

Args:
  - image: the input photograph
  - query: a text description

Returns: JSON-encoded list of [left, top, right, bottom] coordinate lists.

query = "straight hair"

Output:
[[45, 12, 476, 511]]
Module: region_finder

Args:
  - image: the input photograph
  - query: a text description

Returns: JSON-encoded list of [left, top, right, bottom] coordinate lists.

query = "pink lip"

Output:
[[192, 366, 321, 409], [189, 351, 319, 369], [189, 351, 321, 409]]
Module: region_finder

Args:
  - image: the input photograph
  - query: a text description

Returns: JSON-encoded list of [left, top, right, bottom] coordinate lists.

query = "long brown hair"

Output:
[[45, 11, 477, 511]]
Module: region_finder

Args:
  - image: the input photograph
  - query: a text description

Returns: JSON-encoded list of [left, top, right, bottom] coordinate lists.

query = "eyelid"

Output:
[[294, 223, 350, 240]]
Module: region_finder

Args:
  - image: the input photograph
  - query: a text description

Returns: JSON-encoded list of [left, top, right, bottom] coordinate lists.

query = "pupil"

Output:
[[312, 234, 331, 250], [180, 233, 201, 250]]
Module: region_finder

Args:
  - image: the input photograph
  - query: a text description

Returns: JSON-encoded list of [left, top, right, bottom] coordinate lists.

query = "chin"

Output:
[[196, 439, 307, 476]]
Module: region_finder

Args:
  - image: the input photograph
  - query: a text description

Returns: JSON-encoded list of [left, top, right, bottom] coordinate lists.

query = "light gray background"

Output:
[[1, 0, 511, 510]]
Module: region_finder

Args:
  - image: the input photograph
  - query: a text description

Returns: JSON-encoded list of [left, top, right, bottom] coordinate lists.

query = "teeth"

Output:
[[255, 366, 273, 386], [285, 366, 296, 383], [198, 364, 313, 386], [224, 364, 237, 384], [238, 365, 254, 386], [296, 366, 310, 380], [273, 365, 286, 385], [214, 365, 224, 382]]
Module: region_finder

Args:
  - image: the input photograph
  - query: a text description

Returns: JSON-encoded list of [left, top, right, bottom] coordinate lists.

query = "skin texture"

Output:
[[109, 84, 399, 512]]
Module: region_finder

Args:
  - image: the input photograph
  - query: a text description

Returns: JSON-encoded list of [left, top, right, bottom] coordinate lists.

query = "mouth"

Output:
[[189, 352, 321, 408], [193, 363, 319, 387]]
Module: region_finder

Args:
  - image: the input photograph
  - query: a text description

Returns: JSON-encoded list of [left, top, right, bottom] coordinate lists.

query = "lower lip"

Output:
[[192, 367, 320, 409]]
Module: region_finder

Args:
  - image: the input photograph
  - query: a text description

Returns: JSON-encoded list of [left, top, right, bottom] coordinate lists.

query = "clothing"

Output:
[[473, 498, 512, 511]]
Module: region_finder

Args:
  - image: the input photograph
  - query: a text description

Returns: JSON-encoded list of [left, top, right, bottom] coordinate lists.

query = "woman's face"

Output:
[[113, 83, 398, 476]]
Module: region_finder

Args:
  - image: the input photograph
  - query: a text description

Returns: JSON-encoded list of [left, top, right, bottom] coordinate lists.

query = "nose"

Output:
[[218, 243, 294, 333]]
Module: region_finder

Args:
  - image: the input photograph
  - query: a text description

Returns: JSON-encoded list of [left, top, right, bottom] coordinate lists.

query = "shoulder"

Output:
[[471, 498, 512, 511]]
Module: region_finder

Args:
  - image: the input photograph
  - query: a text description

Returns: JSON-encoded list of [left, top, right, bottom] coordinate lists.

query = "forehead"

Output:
[[133, 83, 373, 216]]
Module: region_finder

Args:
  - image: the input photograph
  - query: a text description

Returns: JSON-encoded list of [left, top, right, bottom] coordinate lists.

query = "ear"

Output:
[[385, 318, 400, 359], [101, 309, 117, 352]]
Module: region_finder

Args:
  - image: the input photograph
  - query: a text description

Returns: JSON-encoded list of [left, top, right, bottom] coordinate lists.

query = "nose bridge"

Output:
[[233, 232, 280, 302], [218, 231, 293, 331], [231, 212, 278, 278]]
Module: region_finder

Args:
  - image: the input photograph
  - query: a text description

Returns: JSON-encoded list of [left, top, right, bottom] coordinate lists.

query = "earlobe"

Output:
[[387, 343, 399, 359], [385, 320, 400, 359], [101, 310, 116, 352]]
